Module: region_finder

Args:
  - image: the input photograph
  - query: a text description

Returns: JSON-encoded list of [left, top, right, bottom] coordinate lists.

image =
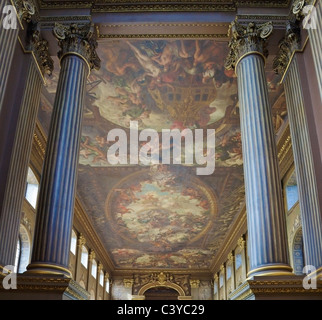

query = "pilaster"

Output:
[[274, 13, 322, 277]]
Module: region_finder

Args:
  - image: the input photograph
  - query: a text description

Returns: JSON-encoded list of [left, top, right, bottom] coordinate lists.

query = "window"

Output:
[[219, 274, 224, 288], [235, 253, 242, 270], [70, 230, 77, 255], [81, 245, 88, 268], [285, 171, 299, 211], [14, 238, 21, 273], [99, 270, 104, 286], [91, 260, 97, 278], [25, 167, 39, 209], [14, 225, 31, 273], [226, 266, 231, 280], [105, 278, 110, 293]]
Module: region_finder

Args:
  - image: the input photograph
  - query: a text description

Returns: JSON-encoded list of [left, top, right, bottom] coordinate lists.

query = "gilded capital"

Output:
[[237, 236, 246, 249], [53, 23, 101, 71], [89, 249, 96, 261], [190, 279, 200, 289], [123, 278, 134, 288], [214, 274, 219, 282], [97, 262, 103, 272], [227, 252, 234, 262], [29, 29, 54, 76], [13, 0, 35, 23], [273, 21, 301, 76], [77, 234, 86, 247], [225, 19, 273, 71]]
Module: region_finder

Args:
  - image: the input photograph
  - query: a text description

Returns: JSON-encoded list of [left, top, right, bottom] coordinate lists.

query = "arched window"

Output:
[[25, 167, 39, 209], [14, 225, 31, 273], [99, 270, 104, 287], [81, 245, 88, 269], [14, 237, 21, 273], [285, 171, 299, 211], [105, 277, 110, 293], [91, 260, 97, 278], [70, 230, 77, 255]]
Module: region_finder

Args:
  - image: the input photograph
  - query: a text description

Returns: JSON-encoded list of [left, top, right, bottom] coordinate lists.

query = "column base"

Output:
[[132, 295, 146, 300], [0, 273, 90, 300], [25, 262, 72, 278], [178, 296, 192, 300], [228, 275, 322, 300], [247, 264, 293, 278]]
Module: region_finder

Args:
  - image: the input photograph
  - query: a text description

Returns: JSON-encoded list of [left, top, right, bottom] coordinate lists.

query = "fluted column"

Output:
[[274, 21, 322, 277], [307, 0, 322, 99], [0, 29, 53, 268], [0, 0, 35, 112], [225, 20, 292, 277], [26, 23, 100, 277]]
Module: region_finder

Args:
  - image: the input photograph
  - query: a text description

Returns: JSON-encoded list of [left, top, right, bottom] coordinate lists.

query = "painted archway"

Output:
[[138, 281, 185, 297]]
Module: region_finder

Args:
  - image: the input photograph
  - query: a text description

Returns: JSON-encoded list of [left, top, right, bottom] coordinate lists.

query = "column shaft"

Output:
[[284, 56, 322, 269], [0, 59, 42, 266], [0, 0, 19, 112], [308, 0, 322, 100], [28, 55, 87, 276], [237, 54, 291, 276]]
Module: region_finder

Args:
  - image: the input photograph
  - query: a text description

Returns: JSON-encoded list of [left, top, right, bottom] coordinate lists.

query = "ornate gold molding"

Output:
[[98, 33, 228, 39], [225, 18, 273, 71], [29, 29, 54, 77], [237, 236, 246, 249], [89, 249, 96, 261], [12, 0, 35, 24], [77, 234, 86, 247], [273, 21, 301, 77]]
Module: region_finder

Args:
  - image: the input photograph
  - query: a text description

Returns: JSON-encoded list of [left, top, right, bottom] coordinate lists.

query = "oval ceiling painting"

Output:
[[106, 166, 217, 254]]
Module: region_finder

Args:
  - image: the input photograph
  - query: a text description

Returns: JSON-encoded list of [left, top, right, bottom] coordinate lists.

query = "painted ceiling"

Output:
[[38, 38, 287, 271]]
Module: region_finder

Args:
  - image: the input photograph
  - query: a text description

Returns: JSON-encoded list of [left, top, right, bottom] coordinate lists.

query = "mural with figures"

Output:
[[105, 166, 217, 268], [38, 37, 287, 270]]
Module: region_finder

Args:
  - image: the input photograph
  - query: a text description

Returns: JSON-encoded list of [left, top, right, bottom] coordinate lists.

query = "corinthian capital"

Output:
[[29, 29, 54, 76], [225, 19, 273, 71], [13, 0, 35, 23], [53, 23, 101, 71], [273, 21, 301, 76]]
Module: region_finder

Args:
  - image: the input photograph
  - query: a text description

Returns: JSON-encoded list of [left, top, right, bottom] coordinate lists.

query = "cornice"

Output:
[[35, 0, 292, 12]]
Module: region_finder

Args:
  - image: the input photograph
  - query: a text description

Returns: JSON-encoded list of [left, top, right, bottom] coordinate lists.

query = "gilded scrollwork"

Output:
[[13, 0, 36, 23], [53, 23, 101, 71], [225, 18, 273, 71], [132, 272, 190, 296], [29, 29, 54, 76]]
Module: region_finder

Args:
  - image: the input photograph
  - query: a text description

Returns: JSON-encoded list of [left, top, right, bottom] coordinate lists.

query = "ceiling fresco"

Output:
[[38, 38, 287, 270]]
